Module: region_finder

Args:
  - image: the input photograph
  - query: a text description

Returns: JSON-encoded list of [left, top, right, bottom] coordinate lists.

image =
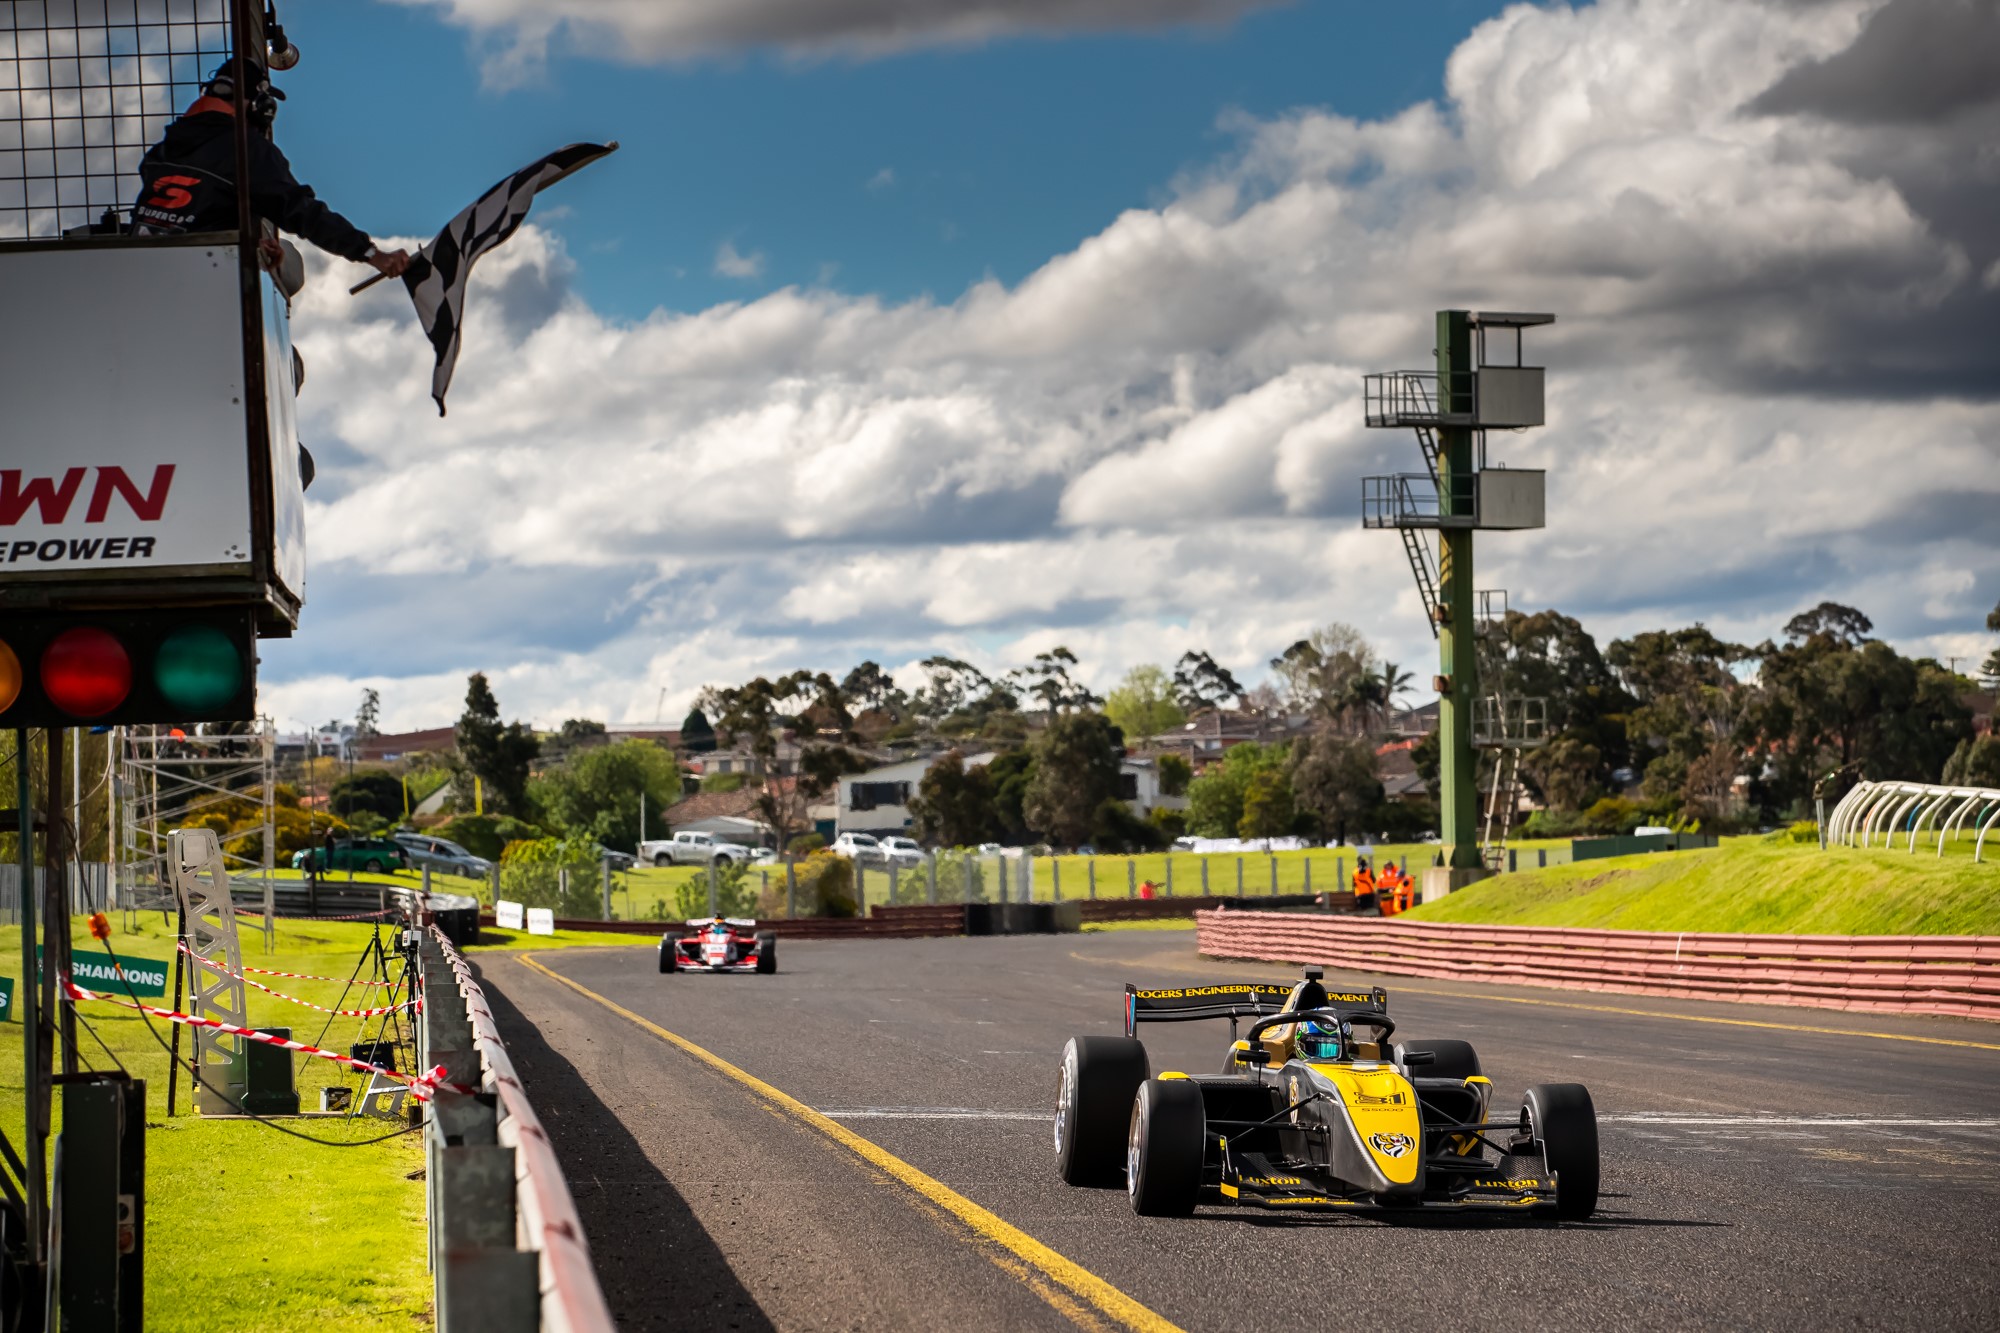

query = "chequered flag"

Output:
[[403, 142, 618, 415]]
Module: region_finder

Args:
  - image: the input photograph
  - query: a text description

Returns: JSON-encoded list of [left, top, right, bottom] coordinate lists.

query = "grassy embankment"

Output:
[[0, 911, 636, 1332], [1403, 834, 2000, 936]]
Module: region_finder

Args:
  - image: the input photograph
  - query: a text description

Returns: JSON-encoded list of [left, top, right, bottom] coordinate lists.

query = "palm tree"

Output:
[[1375, 661, 1415, 728]]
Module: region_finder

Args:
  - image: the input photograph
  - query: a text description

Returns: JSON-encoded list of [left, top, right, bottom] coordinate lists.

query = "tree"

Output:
[[1289, 732, 1383, 843], [1269, 623, 1376, 728], [1606, 625, 1750, 817], [681, 707, 717, 753], [355, 687, 380, 739], [329, 770, 403, 822], [543, 718, 607, 763], [1984, 600, 2000, 687], [1156, 753, 1192, 798], [910, 656, 1021, 734], [985, 749, 1036, 843], [713, 672, 869, 854], [1172, 651, 1245, 712], [530, 739, 683, 854], [1487, 608, 1636, 808], [1014, 647, 1101, 715], [1943, 734, 2000, 788], [1183, 742, 1287, 838], [1784, 602, 1873, 648], [1023, 712, 1125, 848], [453, 673, 539, 818], [1104, 665, 1186, 747], [908, 750, 997, 847], [1236, 768, 1296, 839]]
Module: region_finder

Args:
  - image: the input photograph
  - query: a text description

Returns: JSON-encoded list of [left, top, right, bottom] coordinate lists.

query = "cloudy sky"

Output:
[[258, 0, 1999, 733]]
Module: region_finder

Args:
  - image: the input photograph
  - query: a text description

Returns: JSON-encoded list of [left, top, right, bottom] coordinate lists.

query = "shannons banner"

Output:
[[41, 949, 169, 998]]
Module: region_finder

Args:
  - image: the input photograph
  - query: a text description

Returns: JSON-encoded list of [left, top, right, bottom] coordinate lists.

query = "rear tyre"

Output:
[[755, 932, 778, 974], [1394, 1039, 1482, 1080], [658, 937, 679, 974], [654, 853, 671, 867], [1055, 1037, 1149, 1187], [1524, 1083, 1599, 1220], [715, 855, 734, 867], [363, 858, 384, 874], [1127, 1079, 1206, 1217]]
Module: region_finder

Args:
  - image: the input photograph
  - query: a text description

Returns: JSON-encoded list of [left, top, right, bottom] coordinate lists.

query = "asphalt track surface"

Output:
[[474, 931, 2000, 1332]]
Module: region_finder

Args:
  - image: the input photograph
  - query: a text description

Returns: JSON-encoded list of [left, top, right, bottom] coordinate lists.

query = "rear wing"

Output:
[[1123, 978, 1389, 1037], [685, 917, 760, 929]]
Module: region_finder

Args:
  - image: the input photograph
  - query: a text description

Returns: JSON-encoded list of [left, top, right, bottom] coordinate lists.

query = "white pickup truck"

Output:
[[638, 830, 760, 867]]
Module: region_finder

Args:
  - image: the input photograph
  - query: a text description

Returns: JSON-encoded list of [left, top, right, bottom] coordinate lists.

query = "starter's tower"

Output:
[[1364, 311, 1554, 890]]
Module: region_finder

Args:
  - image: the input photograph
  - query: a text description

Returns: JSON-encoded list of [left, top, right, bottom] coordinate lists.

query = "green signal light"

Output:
[[153, 625, 243, 712]]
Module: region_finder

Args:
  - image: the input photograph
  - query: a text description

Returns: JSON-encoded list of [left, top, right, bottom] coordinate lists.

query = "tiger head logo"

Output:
[[1368, 1132, 1415, 1159]]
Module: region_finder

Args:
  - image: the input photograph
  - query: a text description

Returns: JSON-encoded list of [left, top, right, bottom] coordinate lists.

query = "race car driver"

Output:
[[131, 58, 408, 279]]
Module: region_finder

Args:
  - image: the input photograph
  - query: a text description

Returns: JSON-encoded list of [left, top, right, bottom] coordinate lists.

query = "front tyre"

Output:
[[1128, 1079, 1205, 1217], [658, 937, 679, 974], [1524, 1083, 1599, 1220], [363, 858, 384, 874], [1055, 1036, 1148, 1187], [755, 932, 778, 974], [1393, 1039, 1482, 1080]]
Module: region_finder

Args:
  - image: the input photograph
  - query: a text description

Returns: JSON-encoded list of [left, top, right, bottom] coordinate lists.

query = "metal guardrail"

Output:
[[419, 926, 615, 1333], [1195, 911, 2000, 1021]]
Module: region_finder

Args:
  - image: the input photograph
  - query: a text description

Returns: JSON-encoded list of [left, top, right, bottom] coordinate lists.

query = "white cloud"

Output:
[[391, 0, 1280, 72], [278, 0, 2000, 732], [713, 239, 767, 280], [867, 167, 897, 191]]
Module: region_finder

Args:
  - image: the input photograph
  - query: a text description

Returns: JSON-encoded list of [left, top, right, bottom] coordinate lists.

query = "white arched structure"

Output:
[[1825, 781, 2000, 862]]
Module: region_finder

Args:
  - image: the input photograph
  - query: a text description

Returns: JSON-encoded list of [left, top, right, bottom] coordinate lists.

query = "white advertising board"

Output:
[[0, 243, 292, 581], [495, 899, 524, 930], [526, 907, 556, 936]]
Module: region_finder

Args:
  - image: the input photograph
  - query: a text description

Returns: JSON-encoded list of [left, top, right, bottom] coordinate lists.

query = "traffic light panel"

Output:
[[0, 610, 256, 728]]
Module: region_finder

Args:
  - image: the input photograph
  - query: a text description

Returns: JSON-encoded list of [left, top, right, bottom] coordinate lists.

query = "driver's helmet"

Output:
[[1296, 1017, 1348, 1062], [708, 918, 729, 933]]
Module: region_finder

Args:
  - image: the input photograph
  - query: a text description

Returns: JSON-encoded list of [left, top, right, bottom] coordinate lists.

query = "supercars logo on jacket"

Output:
[[1368, 1132, 1415, 1158]]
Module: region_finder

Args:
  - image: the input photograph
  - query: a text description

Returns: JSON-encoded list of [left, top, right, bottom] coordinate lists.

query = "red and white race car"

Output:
[[660, 917, 778, 974]]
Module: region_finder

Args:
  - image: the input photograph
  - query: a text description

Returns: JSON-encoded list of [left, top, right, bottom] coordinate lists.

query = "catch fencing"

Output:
[[419, 925, 615, 1333], [1195, 910, 2000, 1022]]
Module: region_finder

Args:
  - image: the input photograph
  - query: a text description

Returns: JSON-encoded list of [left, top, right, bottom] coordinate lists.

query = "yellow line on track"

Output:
[[516, 953, 1183, 1333]]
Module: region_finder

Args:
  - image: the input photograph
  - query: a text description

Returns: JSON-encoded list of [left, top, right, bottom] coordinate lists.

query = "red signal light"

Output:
[[41, 627, 133, 718]]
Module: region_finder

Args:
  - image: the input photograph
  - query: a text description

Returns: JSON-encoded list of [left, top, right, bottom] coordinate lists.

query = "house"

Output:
[[657, 788, 773, 845], [1118, 757, 1188, 817], [837, 752, 997, 835], [691, 738, 803, 778], [351, 726, 456, 763], [1375, 738, 1430, 804]]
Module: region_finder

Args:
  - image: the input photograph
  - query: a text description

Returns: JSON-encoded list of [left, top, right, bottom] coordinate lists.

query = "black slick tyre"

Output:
[[1127, 1078, 1205, 1216], [755, 932, 778, 974], [1524, 1083, 1599, 1220], [1055, 1036, 1148, 1187], [658, 937, 678, 974], [1394, 1039, 1482, 1080]]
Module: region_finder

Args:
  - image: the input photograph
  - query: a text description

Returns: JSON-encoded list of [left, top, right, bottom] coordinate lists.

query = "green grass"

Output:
[[0, 915, 429, 1330], [1403, 834, 2000, 936]]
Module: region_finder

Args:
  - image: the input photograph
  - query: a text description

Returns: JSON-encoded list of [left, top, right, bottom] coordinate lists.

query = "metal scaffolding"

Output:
[[115, 721, 274, 946]]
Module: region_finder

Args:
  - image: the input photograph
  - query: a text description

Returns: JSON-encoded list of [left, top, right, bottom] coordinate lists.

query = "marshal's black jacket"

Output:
[[131, 109, 373, 261]]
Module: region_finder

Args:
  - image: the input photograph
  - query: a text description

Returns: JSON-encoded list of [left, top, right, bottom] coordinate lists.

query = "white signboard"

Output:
[[495, 899, 524, 930], [0, 243, 299, 585], [525, 907, 556, 937]]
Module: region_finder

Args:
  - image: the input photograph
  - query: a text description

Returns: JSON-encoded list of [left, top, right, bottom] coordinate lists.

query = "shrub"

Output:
[[674, 859, 755, 919], [431, 813, 545, 861], [788, 831, 826, 855], [784, 852, 857, 918], [497, 837, 605, 916]]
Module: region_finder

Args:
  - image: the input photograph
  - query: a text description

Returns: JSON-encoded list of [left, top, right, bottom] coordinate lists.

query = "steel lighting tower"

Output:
[[1364, 311, 1554, 896]]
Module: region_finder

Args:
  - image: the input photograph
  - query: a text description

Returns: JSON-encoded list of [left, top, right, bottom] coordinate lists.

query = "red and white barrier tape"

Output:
[[180, 932, 402, 984], [176, 945, 418, 1018], [62, 977, 471, 1102]]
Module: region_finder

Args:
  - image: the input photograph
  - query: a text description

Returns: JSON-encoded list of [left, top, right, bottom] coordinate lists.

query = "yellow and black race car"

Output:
[[1053, 967, 1598, 1219]]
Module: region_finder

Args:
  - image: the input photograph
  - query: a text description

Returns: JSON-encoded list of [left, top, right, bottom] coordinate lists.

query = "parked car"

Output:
[[293, 837, 408, 874], [877, 836, 927, 867], [598, 845, 637, 871], [392, 833, 493, 879], [637, 830, 759, 867], [829, 832, 886, 865]]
